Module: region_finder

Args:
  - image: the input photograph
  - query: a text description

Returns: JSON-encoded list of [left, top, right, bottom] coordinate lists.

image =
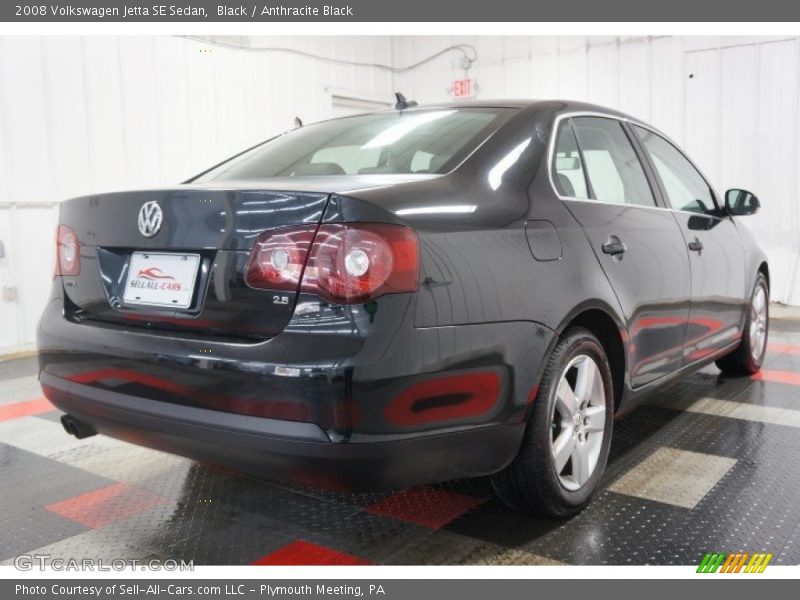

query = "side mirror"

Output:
[[725, 189, 760, 216]]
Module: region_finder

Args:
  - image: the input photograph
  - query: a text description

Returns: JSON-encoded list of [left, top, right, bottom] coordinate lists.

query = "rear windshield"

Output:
[[194, 108, 514, 181]]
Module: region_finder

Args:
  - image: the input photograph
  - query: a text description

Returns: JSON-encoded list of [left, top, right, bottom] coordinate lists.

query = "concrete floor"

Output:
[[1, 311, 800, 566]]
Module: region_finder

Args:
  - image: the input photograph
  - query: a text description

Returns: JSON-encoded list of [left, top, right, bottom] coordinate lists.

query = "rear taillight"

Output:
[[245, 225, 317, 292], [244, 223, 419, 304], [304, 224, 419, 304], [55, 225, 80, 277]]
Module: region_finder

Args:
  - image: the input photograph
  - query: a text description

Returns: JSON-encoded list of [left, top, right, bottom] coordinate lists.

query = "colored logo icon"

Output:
[[697, 552, 773, 573]]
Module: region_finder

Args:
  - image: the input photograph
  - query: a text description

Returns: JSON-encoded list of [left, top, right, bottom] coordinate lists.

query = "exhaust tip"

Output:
[[60, 415, 97, 440]]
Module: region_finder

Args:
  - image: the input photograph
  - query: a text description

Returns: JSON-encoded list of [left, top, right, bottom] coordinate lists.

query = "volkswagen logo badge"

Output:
[[138, 201, 163, 238]]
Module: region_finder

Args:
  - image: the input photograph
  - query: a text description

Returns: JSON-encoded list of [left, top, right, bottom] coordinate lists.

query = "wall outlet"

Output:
[[2, 286, 17, 303]]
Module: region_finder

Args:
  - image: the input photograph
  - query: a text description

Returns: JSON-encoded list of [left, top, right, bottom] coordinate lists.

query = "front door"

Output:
[[553, 116, 692, 387], [630, 125, 746, 362]]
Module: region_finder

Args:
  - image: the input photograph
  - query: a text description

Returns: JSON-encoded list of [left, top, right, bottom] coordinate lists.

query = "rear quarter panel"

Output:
[[331, 105, 627, 413], [333, 104, 625, 336]]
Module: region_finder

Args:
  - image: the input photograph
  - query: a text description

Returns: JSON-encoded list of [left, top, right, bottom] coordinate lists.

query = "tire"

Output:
[[491, 327, 614, 518], [716, 273, 769, 376]]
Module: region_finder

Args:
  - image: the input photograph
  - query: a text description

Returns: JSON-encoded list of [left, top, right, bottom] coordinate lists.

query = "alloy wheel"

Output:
[[550, 354, 607, 491], [750, 284, 768, 362]]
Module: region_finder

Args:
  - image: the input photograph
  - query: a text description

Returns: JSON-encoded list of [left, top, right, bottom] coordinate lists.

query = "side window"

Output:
[[552, 121, 589, 199], [571, 117, 656, 207], [633, 125, 716, 214]]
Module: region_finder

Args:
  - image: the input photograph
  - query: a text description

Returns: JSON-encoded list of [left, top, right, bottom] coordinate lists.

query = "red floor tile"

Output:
[[366, 487, 486, 529], [752, 369, 800, 386], [0, 397, 54, 423], [252, 540, 371, 565], [767, 342, 800, 356], [45, 482, 168, 528]]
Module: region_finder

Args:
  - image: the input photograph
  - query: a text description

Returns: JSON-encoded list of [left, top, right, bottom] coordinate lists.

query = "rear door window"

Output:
[[571, 117, 656, 208]]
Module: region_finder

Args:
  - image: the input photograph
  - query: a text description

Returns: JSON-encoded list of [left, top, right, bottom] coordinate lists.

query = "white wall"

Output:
[[394, 35, 800, 306], [0, 35, 394, 354]]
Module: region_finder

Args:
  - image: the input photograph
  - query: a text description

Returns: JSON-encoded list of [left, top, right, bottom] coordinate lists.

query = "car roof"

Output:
[[365, 98, 644, 124]]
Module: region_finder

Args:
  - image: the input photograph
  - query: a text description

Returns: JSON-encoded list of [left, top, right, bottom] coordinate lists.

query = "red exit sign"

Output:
[[452, 78, 474, 98]]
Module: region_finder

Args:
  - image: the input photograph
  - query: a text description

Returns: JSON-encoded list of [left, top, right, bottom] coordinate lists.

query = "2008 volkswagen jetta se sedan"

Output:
[[38, 100, 769, 517]]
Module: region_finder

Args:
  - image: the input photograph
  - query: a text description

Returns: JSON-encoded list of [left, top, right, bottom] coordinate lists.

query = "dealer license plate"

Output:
[[123, 252, 201, 309]]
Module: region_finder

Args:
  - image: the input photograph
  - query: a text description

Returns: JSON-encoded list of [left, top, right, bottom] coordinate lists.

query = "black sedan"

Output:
[[38, 100, 768, 517]]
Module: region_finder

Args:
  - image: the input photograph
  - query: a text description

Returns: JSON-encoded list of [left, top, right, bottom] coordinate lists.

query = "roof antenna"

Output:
[[294, 116, 303, 128], [395, 92, 418, 110]]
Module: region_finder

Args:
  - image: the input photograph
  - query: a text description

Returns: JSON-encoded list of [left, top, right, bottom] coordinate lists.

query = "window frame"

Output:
[[628, 122, 722, 216], [548, 112, 663, 210], [551, 119, 593, 200]]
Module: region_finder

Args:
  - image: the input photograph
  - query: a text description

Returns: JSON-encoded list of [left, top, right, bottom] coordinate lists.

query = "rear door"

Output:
[[630, 125, 746, 361], [554, 116, 692, 387]]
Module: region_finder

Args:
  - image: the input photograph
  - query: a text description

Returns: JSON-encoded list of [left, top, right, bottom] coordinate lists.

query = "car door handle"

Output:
[[601, 237, 627, 256], [688, 238, 704, 253]]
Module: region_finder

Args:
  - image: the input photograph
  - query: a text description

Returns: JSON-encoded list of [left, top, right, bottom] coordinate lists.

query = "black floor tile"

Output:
[[0, 506, 87, 561], [0, 443, 113, 512]]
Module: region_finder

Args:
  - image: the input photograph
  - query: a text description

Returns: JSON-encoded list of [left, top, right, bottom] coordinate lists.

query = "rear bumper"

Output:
[[42, 371, 525, 490], [38, 284, 555, 489]]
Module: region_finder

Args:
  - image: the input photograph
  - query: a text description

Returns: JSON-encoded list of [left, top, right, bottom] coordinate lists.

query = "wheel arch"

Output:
[[758, 261, 770, 290], [555, 302, 627, 411]]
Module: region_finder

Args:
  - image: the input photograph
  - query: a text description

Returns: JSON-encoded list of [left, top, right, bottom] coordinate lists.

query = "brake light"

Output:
[[245, 225, 317, 292], [244, 223, 419, 304], [54, 225, 80, 277]]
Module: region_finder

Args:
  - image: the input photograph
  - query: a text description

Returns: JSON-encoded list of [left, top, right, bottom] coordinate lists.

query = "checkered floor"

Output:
[[2, 315, 800, 566]]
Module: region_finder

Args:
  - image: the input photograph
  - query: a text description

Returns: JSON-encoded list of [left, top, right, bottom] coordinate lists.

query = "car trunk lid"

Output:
[[59, 187, 330, 341]]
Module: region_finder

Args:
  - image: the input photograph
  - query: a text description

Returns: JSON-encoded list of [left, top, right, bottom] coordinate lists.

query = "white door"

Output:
[[685, 48, 722, 186], [0, 203, 59, 355], [0, 206, 22, 352], [330, 94, 390, 118]]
